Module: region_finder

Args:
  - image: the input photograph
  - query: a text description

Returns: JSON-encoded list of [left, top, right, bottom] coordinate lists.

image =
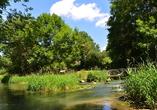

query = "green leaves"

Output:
[[107, 0, 157, 68], [0, 9, 107, 75], [124, 63, 157, 109]]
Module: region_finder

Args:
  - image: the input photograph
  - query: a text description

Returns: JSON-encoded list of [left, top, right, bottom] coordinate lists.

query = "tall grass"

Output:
[[27, 73, 79, 92], [0, 75, 4, 82], [1, 70, 108, 92], [9, 75, 30, 83], [124, 62, 157, 109], [87, 70, 108, 82], [77, 70, 89, 82]]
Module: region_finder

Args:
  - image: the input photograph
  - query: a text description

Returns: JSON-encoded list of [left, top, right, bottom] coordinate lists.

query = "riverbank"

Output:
[[0, 70, 108, 92]]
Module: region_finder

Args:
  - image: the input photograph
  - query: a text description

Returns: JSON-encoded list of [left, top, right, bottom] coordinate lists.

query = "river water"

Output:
[[0, 80, 125, 110]]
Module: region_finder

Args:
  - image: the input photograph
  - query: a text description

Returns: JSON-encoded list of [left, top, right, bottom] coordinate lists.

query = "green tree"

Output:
[[0, 16, 36, 75], [76, 30, 101, 70], [0, 0, 30, 19], [29, 13, 81, 73], [107, 0, 157, 68], [99, 50, 112, 69], [136, 16, 157, 61]]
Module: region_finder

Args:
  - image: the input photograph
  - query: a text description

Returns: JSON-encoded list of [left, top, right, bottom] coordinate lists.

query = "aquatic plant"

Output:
[[77, 70, 89, 82], [87, 70, 107, 82], [27, 73, 79, 91], [9, 75, 30, 83], [124, 62, 157, 109]]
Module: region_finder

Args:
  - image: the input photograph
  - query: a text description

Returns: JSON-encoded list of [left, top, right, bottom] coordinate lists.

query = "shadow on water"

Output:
[[0, 80, 126, 110], [64, 103, 116, 110]]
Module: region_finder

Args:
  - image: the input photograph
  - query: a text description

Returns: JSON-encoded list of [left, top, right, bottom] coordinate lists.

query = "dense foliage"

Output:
[[0, 70, 108, 92], [107, 0, 157, 68], [0, 1, 112, 75], [124, 63, 157, 109], [87, 70, 107, 82]]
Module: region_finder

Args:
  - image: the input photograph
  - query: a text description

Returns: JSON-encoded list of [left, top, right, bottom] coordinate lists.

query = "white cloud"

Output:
[[96, 13, 110, 27], [50, 0, 110, 27], [50, 0, 75, 17], [101, 45, 106, 51]]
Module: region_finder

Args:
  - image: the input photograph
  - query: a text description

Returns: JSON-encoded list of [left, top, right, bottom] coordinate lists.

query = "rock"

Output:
[[92, 81, 96, 84], [106, 77, 111, 82], [80, 79, 85, 83]]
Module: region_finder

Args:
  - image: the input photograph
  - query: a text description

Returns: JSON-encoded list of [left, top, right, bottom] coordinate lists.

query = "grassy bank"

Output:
[[124, 62, 157, 109], [9, 75, 30, 84], [0, 70, 108, 92]]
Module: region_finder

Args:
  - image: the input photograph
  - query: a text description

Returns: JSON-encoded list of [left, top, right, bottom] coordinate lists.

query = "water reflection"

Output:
[[65, 104, 116, 110], [0, 81, 123, 110]]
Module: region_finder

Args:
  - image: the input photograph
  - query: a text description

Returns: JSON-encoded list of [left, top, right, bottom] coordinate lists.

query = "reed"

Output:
[[9, 75, 30, 83], [77, 70, 89, 82], [27, 73, 79, 92], [124, 62, 157, 109]]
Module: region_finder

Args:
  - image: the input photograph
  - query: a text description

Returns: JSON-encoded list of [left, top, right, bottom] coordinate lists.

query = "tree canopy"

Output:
[[0, 0, 112, 75], [0, 0, 30, 19], [107, 0, 157, 68], [0, 12, 110, 75]]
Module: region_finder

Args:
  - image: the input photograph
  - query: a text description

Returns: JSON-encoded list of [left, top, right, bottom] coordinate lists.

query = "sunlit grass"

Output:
[[0, 70, 108, 92], [27, 73, 79, 92], [124, 62, 157, 109], [9, 75, 30, 84]]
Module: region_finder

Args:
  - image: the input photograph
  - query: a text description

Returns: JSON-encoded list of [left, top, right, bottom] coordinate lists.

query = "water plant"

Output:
[[77, 70, 89, 82], [87, 70, 107, 82], [124, 62, 157, 109], [27, 73, 79, 92], [9, 75, 30, 83]]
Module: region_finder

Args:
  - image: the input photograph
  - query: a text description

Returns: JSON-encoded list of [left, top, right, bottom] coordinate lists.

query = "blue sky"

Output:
[[9, 0, 111, 51]]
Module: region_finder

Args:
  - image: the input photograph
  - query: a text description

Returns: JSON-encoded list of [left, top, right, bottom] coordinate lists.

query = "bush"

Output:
[[0, 68, 7, 75], [124, 62, 157, 109], [0, 75, 4, 82], [1, 74, 10, 83], [87, 70, 107, 82]]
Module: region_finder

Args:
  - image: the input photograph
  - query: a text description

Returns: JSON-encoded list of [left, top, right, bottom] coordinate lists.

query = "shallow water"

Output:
[[0, 80, 125, 110]]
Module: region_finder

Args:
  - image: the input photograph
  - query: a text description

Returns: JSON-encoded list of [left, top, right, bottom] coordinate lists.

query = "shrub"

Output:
[[87, 70, 107, 82], [1, 74, 10, 83], [124, 62, 157, 109], [0, 68, 7, 75], [0, 75, 4, 82]]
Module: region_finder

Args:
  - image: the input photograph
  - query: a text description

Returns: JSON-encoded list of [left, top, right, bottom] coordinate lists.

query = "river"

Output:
[[0, 80, 129, 110]]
